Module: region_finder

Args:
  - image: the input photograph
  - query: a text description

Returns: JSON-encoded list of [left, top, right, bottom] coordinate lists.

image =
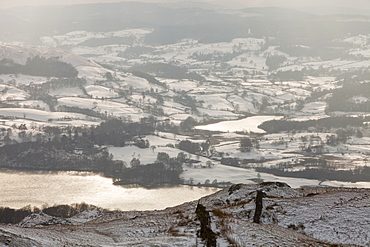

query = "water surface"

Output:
[[0, 170, 218, 210]]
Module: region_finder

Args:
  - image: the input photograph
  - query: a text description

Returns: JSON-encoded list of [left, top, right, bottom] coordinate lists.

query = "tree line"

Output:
[[0, 56, 78, 77], [256, 165, 370, 183], [0, 202, 109, 224], [259, 117, 364, 133], [326, 80, 370, 113], [0, 138, 119, 174], [114, 152, 184, 187]]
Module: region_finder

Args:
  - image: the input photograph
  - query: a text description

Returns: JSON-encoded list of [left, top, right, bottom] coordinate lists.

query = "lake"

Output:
[[0, 170, 219, 210], [194, 115, 284, 133], [1, 169, 369, 211]]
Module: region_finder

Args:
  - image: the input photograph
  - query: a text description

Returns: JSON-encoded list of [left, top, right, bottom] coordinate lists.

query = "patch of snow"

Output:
[[194, 115, 284, 133]]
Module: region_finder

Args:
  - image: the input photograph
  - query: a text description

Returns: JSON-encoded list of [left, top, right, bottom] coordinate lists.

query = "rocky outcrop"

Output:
[[195, 203, 217, 247]]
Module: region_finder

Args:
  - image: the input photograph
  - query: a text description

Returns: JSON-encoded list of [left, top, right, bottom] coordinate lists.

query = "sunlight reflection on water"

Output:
[[0, 170, 219, 210]]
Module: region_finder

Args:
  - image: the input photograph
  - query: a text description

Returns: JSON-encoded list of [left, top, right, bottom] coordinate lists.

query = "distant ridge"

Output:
[[300, 5, 370, 16]]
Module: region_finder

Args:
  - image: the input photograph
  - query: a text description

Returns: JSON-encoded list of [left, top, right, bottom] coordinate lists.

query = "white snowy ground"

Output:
[[49, 87, 85, 98], [42, 29, 152, 48], [194, 115, 284, 133], [6, 100, 50, 111], [0, 74, 47, 86], [0, 108, 98, 123], [56, 97, 147, 121], [0, 84, 29, 100], [182, 163, 322, 188]]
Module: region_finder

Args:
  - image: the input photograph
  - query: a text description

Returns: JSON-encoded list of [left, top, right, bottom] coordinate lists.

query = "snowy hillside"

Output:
[[0, 44, 98, 68], [0, 44, 110, 78]]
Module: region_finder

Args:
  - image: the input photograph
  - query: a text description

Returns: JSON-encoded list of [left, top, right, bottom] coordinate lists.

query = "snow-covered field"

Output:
[[85, 85, 119, 98], [57, 97, 146, 121], [194, 115, 284, 133], [0, 108, 97, 123]]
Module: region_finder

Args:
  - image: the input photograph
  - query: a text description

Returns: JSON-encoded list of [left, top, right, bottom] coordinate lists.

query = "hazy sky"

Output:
[[1, 0, 369, 10]]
